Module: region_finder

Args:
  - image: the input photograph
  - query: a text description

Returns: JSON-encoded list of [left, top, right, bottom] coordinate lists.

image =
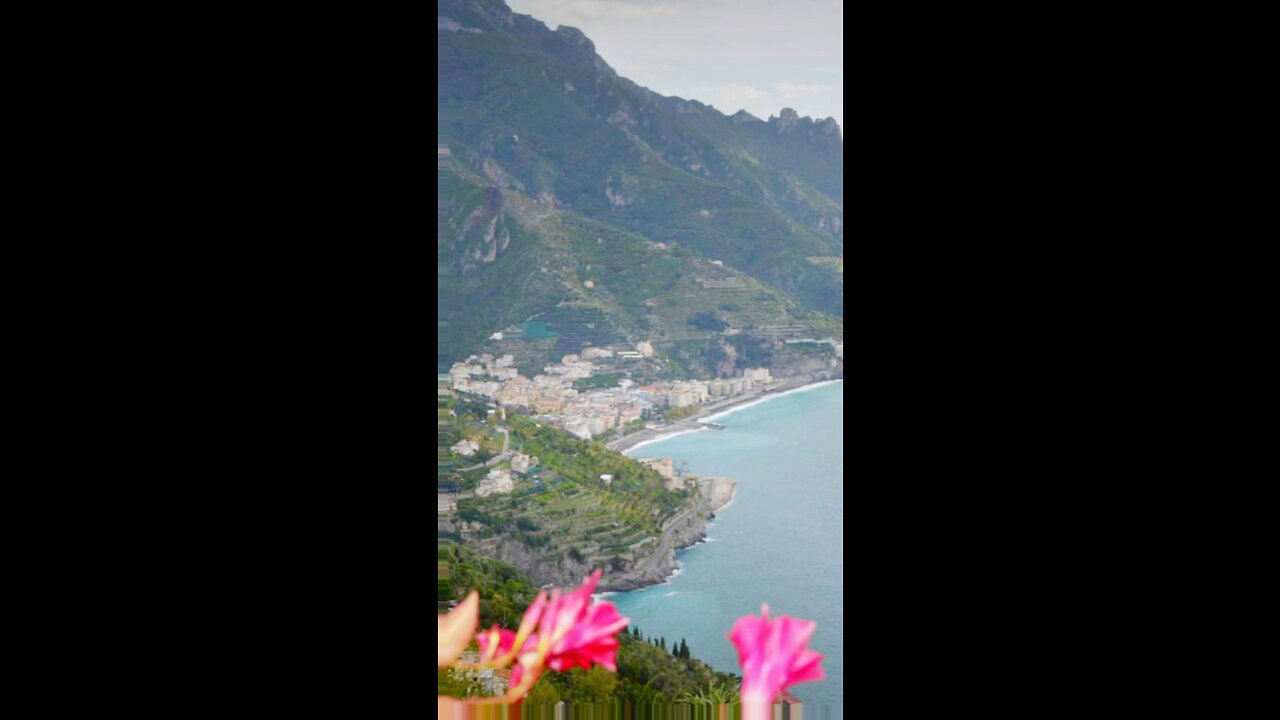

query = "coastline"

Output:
[[599, 376, 840, 592], [598, 476, 738, 592], [607, 375, 843, 455]]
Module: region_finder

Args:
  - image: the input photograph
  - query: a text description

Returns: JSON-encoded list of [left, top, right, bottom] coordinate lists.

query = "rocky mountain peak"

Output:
[[466, 0, 515, 27], [773, 107, 801, 133]]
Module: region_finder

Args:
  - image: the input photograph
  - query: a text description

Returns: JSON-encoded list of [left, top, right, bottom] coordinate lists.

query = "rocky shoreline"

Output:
[[597, 477, 737, 592], [475, 477, 738, 593]]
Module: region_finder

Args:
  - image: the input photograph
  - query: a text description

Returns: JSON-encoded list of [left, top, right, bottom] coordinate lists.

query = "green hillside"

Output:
[[438, 0, 843, 371]]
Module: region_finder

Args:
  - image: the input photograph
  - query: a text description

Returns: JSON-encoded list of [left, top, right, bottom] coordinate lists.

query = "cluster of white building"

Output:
[[559, 387, 647, 440], [449, 353, 518, 397], [662, 368, 773, 408], [448, 349, 774, 440]]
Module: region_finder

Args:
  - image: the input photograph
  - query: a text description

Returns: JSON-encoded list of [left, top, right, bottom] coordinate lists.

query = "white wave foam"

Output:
[[662, 565, 684, 584], [661, 591, 680, 597]]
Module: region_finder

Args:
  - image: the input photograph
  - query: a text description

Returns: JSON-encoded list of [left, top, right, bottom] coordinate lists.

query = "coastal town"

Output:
[[440, 339, 842, 444], [437, 337, 842, 593]]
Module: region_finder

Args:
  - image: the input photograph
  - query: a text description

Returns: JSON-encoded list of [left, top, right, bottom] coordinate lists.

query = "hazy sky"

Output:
[[505, 0, 843, 131]]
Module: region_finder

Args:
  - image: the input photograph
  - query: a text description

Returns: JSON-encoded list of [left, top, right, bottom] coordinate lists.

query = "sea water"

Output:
[[615, 381, 844, 705]]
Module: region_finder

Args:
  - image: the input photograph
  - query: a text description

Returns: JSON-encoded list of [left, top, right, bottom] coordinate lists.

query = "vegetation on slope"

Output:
[[437, 0, 844, 370], [437, 541, 739, 704], [448, 411, 690, 574]]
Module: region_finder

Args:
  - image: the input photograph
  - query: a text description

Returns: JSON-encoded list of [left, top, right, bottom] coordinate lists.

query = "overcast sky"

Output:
[[505, 0, 843, 131]]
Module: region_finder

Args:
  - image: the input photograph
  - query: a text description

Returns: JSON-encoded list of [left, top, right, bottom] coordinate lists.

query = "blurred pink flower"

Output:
[[538, 570, 630, 672], [438, 592, 479, 667], [728, 603, 824, 717], [460, 570, 629, 701], [476, 627, 518, 660]]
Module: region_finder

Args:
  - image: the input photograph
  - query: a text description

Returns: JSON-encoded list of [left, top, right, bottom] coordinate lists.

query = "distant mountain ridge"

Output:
[[438, 0, 843, 373]]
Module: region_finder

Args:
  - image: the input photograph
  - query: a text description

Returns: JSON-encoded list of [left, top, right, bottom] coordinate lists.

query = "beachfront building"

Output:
[[667, 388, 696, 408], [666, 380, 709, 408]]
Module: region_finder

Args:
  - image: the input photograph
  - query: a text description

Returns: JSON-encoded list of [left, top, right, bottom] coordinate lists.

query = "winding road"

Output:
[[632, 497, 707, 576]]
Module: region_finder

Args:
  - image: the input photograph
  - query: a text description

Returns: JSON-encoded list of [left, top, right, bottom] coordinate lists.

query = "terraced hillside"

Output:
[[443, 412, 699, 588]]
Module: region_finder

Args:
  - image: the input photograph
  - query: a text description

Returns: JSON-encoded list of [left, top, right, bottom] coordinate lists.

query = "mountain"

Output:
[[438, 0, 843, 374]]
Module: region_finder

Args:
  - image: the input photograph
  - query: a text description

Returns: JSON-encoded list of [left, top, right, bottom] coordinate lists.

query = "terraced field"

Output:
[[449, 414, 693, 573]]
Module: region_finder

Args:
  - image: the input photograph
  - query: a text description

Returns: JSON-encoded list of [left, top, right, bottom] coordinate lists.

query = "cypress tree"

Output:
[[660, 637, 666, 652]]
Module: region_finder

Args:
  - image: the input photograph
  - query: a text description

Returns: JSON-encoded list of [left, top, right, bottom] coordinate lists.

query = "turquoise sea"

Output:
[[615, 381, 844, 705]]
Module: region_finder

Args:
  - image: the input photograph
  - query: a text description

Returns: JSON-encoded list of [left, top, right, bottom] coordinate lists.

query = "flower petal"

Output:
[[438, 592, 479, 667], [727, 604, 824, 702]]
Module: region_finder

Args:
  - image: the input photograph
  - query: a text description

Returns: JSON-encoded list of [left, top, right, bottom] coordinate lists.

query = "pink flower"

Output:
[[438, 592, 479, 667], [461, 570, 630, 701], [537, 570, 631, 672], [475, 588, 545, 666], [728, 603, 825, 714]]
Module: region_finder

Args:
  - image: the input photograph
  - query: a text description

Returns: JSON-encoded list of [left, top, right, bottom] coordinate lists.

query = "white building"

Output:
[[476, 469, 514, 497], [511, 453, 538, 474], [451, 439, 479, 457]]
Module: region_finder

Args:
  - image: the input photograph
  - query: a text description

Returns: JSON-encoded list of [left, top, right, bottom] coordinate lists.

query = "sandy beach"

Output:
[[606, 374, 841, 454]]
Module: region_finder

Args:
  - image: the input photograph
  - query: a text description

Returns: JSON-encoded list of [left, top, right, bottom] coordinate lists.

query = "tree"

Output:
[[660, 637, 666, 652], [566, 666, 617, 702], [526, 675, 563, 705]]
